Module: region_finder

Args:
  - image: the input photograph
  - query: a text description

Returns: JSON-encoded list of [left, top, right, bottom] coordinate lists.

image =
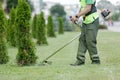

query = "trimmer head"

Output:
[[38, 34, 80, 66], [39, 60, 52, 66]]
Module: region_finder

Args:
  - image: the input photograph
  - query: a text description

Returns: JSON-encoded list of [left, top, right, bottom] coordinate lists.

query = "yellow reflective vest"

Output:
[[80, 0, 99, 24]]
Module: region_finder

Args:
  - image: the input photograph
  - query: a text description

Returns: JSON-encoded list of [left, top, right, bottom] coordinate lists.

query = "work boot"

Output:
[[91, 60, 100, 64], [70, 61, 85, 66]]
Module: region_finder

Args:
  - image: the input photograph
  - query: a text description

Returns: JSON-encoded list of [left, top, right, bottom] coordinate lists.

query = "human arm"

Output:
[[70, 4, 92, 23], [76, 4, 92, 18]]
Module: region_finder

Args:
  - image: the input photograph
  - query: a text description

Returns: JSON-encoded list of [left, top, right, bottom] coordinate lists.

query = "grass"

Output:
[[0, 30, 120, 80]]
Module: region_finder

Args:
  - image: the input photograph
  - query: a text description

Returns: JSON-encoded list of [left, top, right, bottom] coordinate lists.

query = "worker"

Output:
[[70, 0, 100, 66]]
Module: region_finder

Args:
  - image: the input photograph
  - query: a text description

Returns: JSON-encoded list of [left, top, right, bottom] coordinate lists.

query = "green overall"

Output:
[[77, 0, 100, 63]]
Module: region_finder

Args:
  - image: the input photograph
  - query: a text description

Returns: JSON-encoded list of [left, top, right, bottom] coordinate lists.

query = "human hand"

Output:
[[70, 16, 78, 24]]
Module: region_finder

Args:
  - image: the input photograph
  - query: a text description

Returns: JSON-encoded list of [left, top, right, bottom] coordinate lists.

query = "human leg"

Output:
[[86, 19, 100, 64]]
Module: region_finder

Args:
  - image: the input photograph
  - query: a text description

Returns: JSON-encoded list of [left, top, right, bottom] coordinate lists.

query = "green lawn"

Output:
[[0, 30, 120, 80]]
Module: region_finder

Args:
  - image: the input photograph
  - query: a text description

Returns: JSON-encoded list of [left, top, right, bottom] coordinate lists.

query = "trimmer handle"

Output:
[[70, 16, 78, 24]]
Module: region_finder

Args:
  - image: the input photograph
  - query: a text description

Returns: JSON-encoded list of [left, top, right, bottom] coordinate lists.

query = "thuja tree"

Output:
[[16, 0, 37, 66], [32, 14, 37, 38], [37, 12, 48, 45], [8, 8, 17, 47], [58, 17, 64, 34], [47, 15, 56, 37], [6, 18, 10, 42], [0, 3, 9, 64], [6, 0, 33, 13]]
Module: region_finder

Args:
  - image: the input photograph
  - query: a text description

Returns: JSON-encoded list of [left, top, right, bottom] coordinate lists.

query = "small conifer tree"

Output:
[[8, 8, 17, 47], [0, 3, 9, 64], [32, 14, 37, 38], [58, 17, 64, 34], [37, 12, 48, 45], [16, 0, 37, 66], [47, 15, 56, 37]]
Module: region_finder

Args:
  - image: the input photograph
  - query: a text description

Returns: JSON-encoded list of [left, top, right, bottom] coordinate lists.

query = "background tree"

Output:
[[6, 0, 33, 13], [111, 13, 120, 21], [112, 1, 120, 21], [16, 0, 37, 66], [97, 0, 115, 11], [8, 8, 17, 47], [50, 4, 68, 32], [47, 15, 56, 37], [32, 14, 38, 38], [50, 4, 66, 17], [0, 3, 9, 64], [37, 12, 48, 45], [115, 1, 120, 13], [58, 17, 64, 34]]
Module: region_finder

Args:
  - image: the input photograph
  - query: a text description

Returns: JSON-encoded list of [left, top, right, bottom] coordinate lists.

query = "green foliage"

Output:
[[0, 3, 9, 64], [58, 17, 64, 34], [32, 14, 38, 38], [64, 21, 75, 31], [6, 18, 10, 42], [50, 4, 66, 17], [115, 1, 120, 13], [6, 0, 17, 13], [111, 13, 120, 21], [6, 0, 33, 13], [98, 24, 108, 29], [8, 8, 17, 47], [47, 15, 56, 37], [37, 12, 48, 45], [16, 0, 37, 66], [0, 0, 3, 2], [27, 0, 34, 12]]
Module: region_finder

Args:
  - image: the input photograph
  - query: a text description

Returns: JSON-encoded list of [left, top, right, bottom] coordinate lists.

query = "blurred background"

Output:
[[1, 0, 120, 31]]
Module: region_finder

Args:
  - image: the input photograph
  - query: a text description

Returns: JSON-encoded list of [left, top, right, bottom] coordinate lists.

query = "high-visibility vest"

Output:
[[80, 0, 99, 24]]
